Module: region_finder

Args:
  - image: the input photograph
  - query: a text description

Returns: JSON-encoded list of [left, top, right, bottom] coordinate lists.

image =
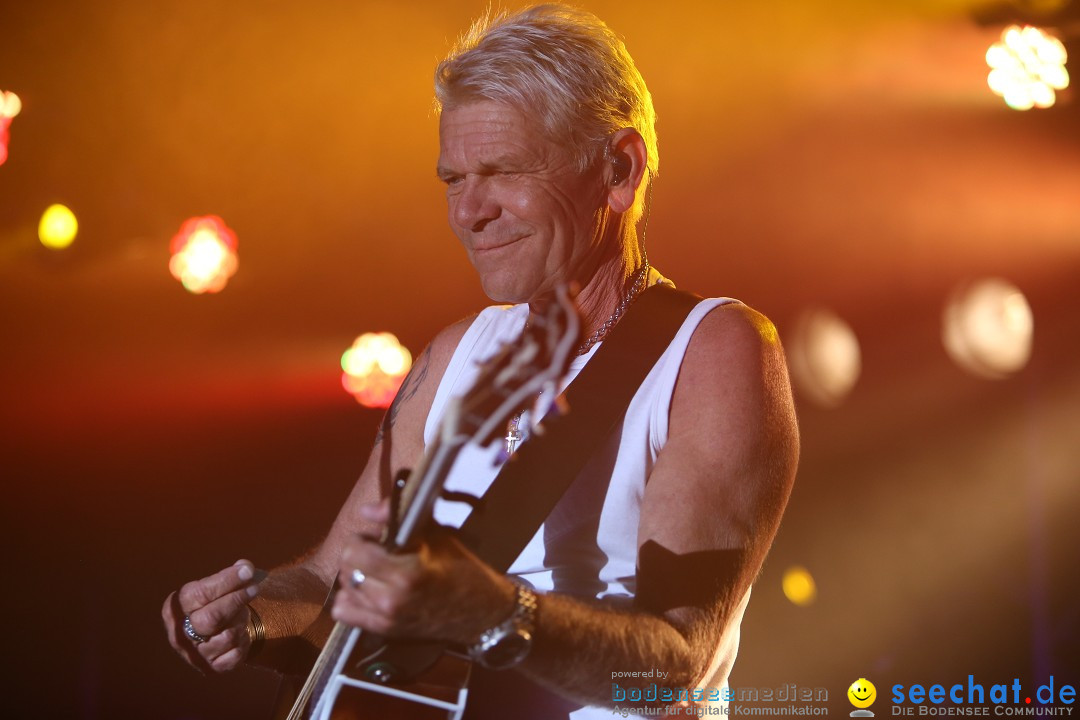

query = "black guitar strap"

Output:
[[456, 283, 702, 572]]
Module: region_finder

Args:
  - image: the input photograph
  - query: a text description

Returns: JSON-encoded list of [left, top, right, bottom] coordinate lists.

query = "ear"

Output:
[[604, 128, 648, 215]]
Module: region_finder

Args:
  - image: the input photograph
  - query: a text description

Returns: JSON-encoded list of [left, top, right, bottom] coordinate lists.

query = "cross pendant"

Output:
[[504, 425, 523, 455]]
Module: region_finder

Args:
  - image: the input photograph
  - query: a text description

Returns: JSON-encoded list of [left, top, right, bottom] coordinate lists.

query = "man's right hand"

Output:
[[163, 559, 260, 673]]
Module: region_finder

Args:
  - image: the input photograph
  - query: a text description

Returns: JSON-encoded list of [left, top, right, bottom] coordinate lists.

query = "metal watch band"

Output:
[[468, 582, 538, 669]]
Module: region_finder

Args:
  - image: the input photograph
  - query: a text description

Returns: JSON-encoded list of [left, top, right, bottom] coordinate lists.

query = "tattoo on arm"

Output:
[[374, 345, 431, 447]]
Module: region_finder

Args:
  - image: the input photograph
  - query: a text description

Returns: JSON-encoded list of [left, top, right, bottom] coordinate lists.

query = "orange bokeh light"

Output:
[[168, 215, 239, 294], [341, 332, 412, 408], [0, 90, 21, 167]]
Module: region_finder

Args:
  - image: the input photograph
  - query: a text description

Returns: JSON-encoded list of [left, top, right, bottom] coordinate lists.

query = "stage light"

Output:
[[38, 204, 78, 250], [943, 278, 1033, 379], [785, 308, 861, 408], [341, 332, 413, 409], [168, 215, 239, 294], [0, 90, 20, 167], [986, 25, 1068, 110], [0, 91, 20, 117], [782, 566, 817, 607]]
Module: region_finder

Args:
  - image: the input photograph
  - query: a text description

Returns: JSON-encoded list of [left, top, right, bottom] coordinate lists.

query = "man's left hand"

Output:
[[332, 500, 516, 645]]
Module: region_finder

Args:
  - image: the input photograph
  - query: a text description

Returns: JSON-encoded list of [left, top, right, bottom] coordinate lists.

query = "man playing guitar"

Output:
[[163, 5, 799, 718]]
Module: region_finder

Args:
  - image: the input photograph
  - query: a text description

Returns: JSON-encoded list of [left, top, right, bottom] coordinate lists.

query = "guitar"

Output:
[[283, 287, 580, 720]]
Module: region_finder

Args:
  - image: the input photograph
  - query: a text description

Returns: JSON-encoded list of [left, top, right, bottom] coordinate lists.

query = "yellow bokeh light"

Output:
[[38, 204, 78, 249], [341, 332, 413, 408], [943, 278, 1033, 379], [782, 566, 817, 607], [986, 25, 1068, 110]]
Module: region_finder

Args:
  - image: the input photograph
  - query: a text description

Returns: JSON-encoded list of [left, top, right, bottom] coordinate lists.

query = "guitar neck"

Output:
[[391, 433, 465, 549]]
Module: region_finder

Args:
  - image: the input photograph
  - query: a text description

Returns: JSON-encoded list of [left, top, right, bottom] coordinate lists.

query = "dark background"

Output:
[[1, 0, 1078, 717]]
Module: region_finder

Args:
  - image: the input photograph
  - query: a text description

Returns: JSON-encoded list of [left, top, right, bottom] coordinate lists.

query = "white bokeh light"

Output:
[[786, 308, 862, 408], [943, 278, 1033, 379]]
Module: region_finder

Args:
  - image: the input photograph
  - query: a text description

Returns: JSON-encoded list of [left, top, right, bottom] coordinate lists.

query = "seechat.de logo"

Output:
[[849, 678, 878, 717]]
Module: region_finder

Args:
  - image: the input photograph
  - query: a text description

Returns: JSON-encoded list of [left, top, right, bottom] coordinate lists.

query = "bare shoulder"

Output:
[[673, 301, 795, 435], [682, 301, 787, 380], [641, 301, 798, 550], [415, 313, 480, 386], [425, 314, 478, 376], [378, 312, 479, 448]]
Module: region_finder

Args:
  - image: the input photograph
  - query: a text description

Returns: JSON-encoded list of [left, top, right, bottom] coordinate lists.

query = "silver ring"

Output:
[[349, 568, 366, 588], [183, 615, 208, 645]]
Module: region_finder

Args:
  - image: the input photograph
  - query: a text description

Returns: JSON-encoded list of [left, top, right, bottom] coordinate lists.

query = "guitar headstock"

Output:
[[445, 284, 580, 448]]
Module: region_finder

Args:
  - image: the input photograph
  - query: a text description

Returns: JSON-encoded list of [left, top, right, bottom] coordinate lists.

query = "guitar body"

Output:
[[311, 631, 471, 720], [272, 605, 471, 720]]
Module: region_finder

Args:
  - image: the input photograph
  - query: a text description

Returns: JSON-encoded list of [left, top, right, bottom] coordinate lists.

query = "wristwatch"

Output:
[[468, 583, 538, 670]]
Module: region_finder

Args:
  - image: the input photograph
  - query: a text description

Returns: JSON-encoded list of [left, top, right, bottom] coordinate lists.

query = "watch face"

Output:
[[484, 631, 531, 669]]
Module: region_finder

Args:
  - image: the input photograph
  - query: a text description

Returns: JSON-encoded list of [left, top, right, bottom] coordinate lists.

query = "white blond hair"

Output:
[[434, 4, 658, 225]]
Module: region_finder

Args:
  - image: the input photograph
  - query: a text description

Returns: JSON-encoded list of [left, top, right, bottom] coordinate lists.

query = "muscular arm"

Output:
[[515, 302, 799, 704]]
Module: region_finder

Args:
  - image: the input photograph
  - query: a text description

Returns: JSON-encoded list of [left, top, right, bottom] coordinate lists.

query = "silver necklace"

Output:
[[576, 258, 651, 356], [503, 260, 651, 456]]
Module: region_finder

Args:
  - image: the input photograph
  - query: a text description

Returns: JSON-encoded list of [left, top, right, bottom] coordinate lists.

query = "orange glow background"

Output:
[[0, 1, 1077, 716]]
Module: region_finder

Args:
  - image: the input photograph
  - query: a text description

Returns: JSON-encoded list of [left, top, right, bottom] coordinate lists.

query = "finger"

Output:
[[335, 565, 395, 608], [188, 584, 258, 639], [209, 645, 247, 673], [162, 591, 213, 673], [177, 559, 256, 615], [331, 589, 393, 635], [358, 499, 391, 523], [341, 537, 416, 587], [338, 564, 368, 592], [333, 577, 382, 615], [335, 563, 415, 630], [197, 620, 249, 665]]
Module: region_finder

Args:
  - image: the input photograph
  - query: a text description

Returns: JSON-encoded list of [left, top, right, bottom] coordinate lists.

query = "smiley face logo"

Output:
[[848, 678, 877, 709]]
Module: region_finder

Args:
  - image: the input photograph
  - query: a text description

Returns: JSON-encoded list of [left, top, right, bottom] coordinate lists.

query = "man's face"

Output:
[[437, 101, 607, 304]]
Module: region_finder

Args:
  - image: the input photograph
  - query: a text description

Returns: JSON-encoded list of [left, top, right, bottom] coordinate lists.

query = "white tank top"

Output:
[[424, 292, 749, 717]]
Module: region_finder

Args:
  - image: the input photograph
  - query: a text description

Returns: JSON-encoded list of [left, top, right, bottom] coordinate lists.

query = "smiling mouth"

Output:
[[471, 235, 525, 253], [853, 693, 870, 701]]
